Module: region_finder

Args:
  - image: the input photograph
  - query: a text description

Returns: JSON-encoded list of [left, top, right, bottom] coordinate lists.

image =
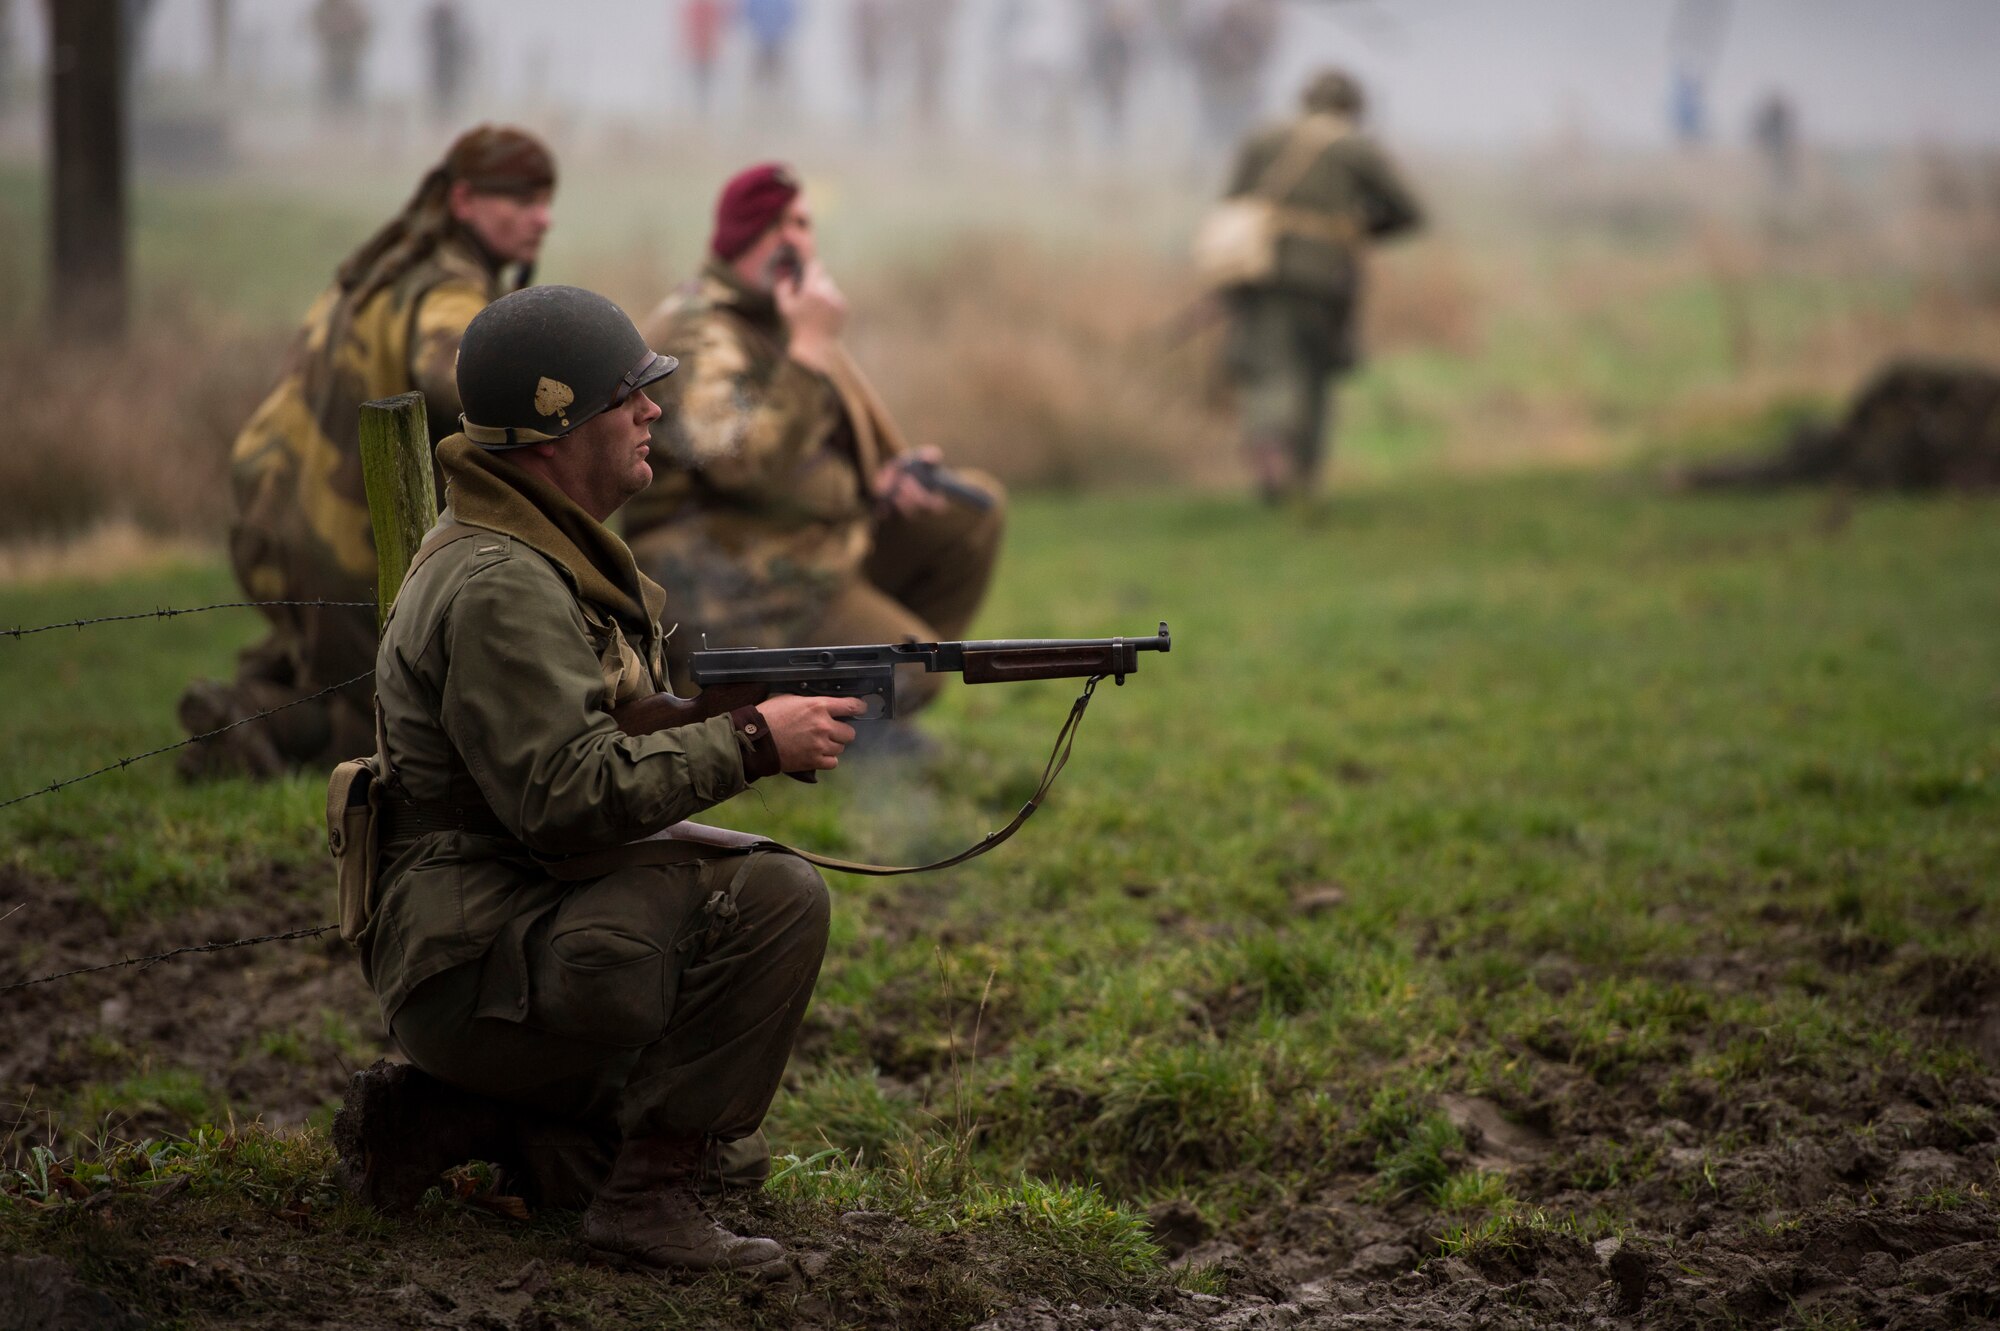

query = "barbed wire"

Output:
[[0, 602, 378, 990], [0, 925, 341, 996], [0, 671, 375, 813], [5, 600, 375, 641]]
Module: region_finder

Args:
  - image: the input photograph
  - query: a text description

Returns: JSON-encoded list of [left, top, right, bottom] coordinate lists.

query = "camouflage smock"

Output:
[[228, 229, 506, 605], [622, 261, 895, 650]]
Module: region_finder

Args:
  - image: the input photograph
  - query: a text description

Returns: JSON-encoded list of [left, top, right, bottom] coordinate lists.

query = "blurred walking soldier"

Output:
[[1200, 68, 1421, 502], [334, 285, 863, 1272], [626, 164, 1006, 717], [177, 126, 556, 779]]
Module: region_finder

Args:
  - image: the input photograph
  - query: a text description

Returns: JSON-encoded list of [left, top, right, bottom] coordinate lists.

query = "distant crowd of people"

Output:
[[691, 0, 1292, 148], [286, 0, 1290, 150]]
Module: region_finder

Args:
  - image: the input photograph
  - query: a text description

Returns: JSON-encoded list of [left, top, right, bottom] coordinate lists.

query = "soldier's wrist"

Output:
[[730, 704, 783, 781]]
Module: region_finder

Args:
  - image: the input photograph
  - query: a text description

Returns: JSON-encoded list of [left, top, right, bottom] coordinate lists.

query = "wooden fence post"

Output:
[[358, 393, 435, 630]]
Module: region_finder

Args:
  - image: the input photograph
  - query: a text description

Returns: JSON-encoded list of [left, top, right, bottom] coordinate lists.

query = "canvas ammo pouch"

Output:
[[326, 756, 384, 944], [1192, 114, 1356, 291]]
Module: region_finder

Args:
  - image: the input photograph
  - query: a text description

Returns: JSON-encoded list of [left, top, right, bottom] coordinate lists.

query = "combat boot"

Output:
[[580, 1136, 786, 1272], [332, 1059, 518, 1213]]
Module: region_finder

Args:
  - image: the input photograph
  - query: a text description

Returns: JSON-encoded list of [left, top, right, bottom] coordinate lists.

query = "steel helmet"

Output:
[[457, 285, 676, 449]]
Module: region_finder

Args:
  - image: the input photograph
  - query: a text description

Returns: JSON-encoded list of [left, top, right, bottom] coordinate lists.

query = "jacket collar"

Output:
[[436, 434, 667, 629]]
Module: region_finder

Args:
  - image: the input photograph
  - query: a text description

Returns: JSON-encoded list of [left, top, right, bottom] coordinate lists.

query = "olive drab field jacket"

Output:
[[1226, 113, 1423, 300], [359, 435, 754, 1024]]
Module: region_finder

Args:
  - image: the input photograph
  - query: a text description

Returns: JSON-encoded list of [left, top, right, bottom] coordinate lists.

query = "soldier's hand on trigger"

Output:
[[760, 694, 867, 772], [775, 260, 848, 374], [873, 445, 950, 519]]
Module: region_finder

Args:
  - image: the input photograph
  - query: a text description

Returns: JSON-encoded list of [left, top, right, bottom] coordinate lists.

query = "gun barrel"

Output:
[[947, 622, 1170, 657]]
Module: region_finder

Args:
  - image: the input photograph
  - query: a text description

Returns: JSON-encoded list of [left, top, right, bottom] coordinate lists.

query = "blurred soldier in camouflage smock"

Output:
[[177, 126, 556, 778], [625, 164, 1005, 716], [1218, 69, 1421, 502]]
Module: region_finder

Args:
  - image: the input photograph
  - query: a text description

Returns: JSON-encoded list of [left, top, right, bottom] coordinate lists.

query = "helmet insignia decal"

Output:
[[534, 376, 576, 425]]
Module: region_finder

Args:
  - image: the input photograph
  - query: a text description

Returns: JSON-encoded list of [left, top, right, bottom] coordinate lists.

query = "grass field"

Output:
[[2, 475, 1996, 1327], [2, 126, 1998, 1326]]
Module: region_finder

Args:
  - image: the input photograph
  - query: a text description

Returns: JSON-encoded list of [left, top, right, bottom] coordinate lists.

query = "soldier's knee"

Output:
[[739, 852, 829, 947]]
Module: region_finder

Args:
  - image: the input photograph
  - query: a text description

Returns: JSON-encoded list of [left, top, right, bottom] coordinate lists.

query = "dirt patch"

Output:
[[5, 858, 1998, 1328], [0, 1253, 147, 1331], [2, 1180, 1180, 1331], [0, 865, 382, 1154]]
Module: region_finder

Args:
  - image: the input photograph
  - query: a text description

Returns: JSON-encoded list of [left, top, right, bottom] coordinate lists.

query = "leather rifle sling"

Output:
[[538, 674, 1112, 880]]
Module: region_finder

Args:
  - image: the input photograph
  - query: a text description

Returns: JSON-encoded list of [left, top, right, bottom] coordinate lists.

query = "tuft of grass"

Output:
[[65, 1070, 225, 1141], [766, 1066, 921, 1166], [1434, 1168, 1517, 1214], [1369, 1113, 1464, 1204]]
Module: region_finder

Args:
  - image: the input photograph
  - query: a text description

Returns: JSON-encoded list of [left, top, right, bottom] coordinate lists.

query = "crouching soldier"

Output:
[[179, 125, 556, 779], [333, 285, 865, 1272], [624, 163, 1006, 719]]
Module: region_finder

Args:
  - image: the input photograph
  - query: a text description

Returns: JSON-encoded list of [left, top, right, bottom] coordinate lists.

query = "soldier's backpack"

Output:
[[1191, 113, 1361, 292]]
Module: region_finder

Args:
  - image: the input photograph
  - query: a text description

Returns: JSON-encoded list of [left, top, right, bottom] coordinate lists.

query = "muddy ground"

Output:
[[0, 865, 378, 1151], [3, 863, 1998, 1330]]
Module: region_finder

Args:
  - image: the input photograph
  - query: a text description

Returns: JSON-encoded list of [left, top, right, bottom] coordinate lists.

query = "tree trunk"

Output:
[[48, 0, 128, 341]]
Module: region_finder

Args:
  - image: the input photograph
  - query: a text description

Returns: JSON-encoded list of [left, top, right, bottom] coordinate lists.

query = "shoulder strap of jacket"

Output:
[[374, 521, 485, 794], [1247, 114, 1352, 206], [389, 523, 485, 613]]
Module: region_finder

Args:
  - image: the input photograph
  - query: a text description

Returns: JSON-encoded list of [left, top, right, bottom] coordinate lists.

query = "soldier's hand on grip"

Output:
[[762, 694, 866, 772], [875, 446, 951, 518]]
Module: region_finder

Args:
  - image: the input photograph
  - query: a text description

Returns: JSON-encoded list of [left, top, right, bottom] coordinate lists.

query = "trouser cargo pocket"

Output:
[[533, 925, 673, 1049]]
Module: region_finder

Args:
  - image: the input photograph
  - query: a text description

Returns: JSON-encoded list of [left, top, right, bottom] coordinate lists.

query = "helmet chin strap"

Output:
[[461, 415, 568, 452]]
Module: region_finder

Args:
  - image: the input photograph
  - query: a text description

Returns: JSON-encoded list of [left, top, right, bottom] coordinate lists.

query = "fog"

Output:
[[7, 0, 1999, 159]]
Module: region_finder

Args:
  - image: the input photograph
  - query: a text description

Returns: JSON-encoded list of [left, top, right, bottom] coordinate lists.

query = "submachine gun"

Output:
[[609, 624, 1172, 875], [613, 622, 1170, 730]]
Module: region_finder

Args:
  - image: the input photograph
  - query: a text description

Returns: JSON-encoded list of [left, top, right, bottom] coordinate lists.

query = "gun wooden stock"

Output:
[[962, 643, 1143, 684], [610, 682, 772, 737]]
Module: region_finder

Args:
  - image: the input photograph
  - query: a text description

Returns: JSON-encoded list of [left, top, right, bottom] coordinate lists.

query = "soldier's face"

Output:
[[452, 186, 554, 266], [569, 388, 662, 521], [738, 196, 819, 292]]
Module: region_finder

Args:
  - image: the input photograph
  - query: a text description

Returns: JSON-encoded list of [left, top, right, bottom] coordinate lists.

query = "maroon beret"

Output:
[[710, 162, 801, 261]]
